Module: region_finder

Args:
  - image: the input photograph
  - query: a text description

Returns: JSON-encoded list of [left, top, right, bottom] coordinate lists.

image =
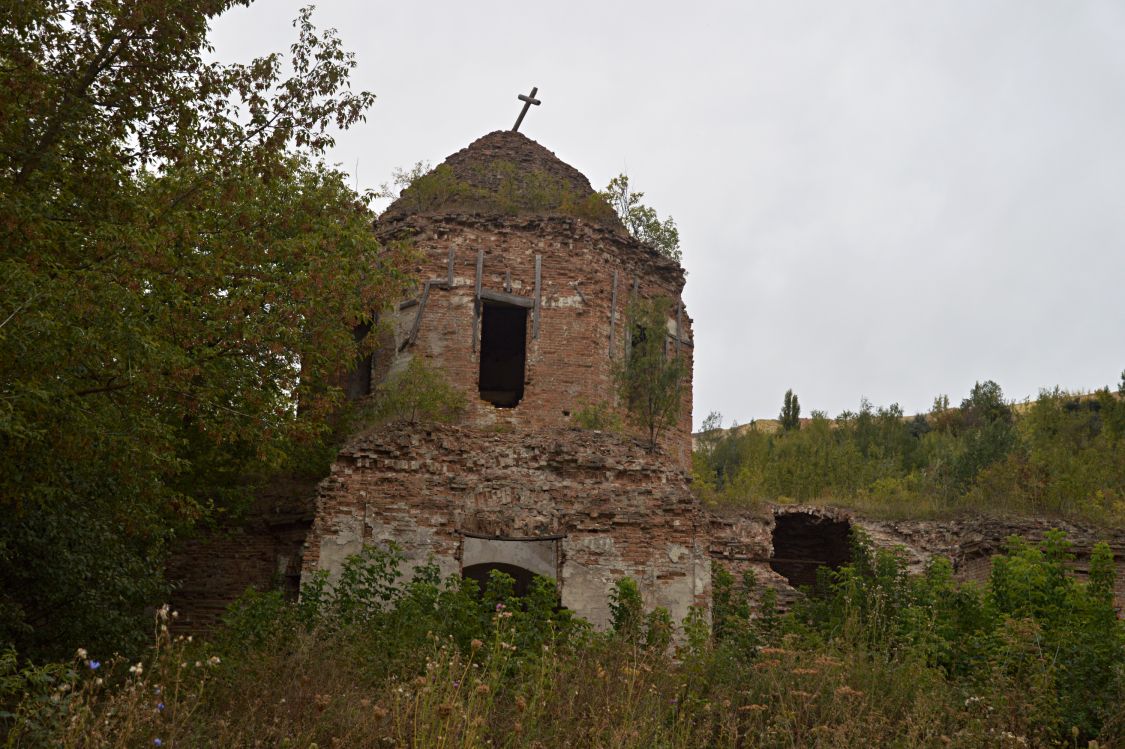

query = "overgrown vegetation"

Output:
[[694, 376, 1125, 524], [599, 173, 682, 262], [4, 535, 1121, 747], [384, 160, 618, 222], [368, 357, 467, 425], [0, 2, 414, 661], [616, 296, 689, 451]]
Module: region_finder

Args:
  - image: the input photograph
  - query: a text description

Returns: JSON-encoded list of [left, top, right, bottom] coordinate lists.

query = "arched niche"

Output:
[[460, 534, 559, 596]]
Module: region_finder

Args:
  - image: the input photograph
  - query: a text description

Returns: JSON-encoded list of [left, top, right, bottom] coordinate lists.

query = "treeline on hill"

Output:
[[3, 534, 1122, 747], [694, 376, 1125, 524]]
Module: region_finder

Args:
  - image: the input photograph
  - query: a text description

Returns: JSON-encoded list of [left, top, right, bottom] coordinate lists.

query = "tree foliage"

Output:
[[370, 357, 466, 425], [599, 174, 681, 262], [615, 296, 687, 451], [694, 378, 1125, 522], [0, 1, 414, 659], [779, 389, 801, 431]]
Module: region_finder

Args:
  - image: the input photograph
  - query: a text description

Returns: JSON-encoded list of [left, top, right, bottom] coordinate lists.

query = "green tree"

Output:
[[0, 1, 414, 658], [371, 357, 466, 424], [599, 173, 681, 262], [780, 389, 801, 431], [615, 296, 687, 451]]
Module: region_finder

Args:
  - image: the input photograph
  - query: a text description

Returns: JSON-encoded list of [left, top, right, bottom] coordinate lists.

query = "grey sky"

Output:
[[210, 1, 1125, 428]]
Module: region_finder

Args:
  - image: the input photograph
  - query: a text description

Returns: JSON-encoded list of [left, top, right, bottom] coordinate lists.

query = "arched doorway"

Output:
[[459, 533, 559, 597], [462, 562, 538, 597], [769, 512, 852, 589]]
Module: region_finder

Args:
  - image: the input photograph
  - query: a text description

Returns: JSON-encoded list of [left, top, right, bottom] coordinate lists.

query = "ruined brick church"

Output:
[[303, 130, 707, 627], [168, 130, 1125, 630]]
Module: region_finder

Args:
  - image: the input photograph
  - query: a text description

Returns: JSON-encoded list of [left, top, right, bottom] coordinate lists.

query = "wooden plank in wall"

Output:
[[609, 270, 618, 356], [472, 249, 483, 352], [479, 288, 533, 308], [676, 301, 682, 354], [533, 254, 542, 339]]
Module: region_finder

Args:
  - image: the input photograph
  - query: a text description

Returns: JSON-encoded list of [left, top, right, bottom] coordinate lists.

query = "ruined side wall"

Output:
[[707, 505, 1125, 613], [167, 477, 316, 632], [379, 215, 694, 469], [856, 515, 1125, 607], [302, 423, 709, 628]]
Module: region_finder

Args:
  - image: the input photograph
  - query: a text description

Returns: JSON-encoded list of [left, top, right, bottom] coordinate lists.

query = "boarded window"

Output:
[[479, 302, 527, 407]]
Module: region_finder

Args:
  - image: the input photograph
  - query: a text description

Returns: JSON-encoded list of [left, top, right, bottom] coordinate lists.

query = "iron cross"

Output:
[[512, 86, 541, 132]]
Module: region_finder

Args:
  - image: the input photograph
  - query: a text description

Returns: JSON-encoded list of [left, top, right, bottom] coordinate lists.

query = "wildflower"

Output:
[[129, 662, 144, 676], [791, 668, 818, 676], [372, 705, 389, 720], [738, 704, 767, 713], [89, 660, 101, 671], [171, 611, 179, 619], [475, 683, 490, 695], [95, 678, 103, 686], [157, 604, 170, 621], [413, 676, 427, 687], [515, 695, 527, 712], [470, 639, 483, 651], [834, 686, 863, 699], [157, 703, 165, 712], [207, 656, 221, 667], [495, 603, 505, 612], [153, 740, 163, 747], [76, 648, 88, 660]]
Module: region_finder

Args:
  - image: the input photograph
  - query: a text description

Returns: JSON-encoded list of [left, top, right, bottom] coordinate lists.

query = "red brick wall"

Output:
[[380, 214, 694, 469]]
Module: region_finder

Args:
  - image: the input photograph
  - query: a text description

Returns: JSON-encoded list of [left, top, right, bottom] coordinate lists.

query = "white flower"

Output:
[[207, 656, 221, 666], [76, 648, 88, 660], [128, 662, 144, 676]]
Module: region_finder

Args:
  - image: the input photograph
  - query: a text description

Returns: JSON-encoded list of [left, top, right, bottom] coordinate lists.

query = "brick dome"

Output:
[[380, 131, 625, 232]]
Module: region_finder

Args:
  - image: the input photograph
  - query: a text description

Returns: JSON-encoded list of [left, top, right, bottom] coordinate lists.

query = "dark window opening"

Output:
[[479, 302, 527, 408], [769, 512, 852, 589], [344, 320, 374, 400], [462, 562, 537, 598]]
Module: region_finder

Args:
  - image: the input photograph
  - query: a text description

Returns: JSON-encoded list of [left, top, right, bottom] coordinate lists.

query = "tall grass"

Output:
[[4, 536, 1123, 748]]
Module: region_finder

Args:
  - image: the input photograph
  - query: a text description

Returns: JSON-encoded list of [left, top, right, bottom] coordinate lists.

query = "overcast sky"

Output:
[[210, 1, 1125, 428]]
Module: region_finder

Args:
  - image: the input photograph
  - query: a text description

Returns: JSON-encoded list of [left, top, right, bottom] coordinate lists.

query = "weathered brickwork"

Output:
[[707, 504, 1125, 614], [167, 476, 316, 632], [303, 423, 710, 627]]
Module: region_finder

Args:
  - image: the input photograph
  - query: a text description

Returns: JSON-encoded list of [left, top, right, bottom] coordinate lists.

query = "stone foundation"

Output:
[[302, 423, 710, 628]]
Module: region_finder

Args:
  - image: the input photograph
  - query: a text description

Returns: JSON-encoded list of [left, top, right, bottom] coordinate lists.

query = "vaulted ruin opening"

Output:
[[462, 562, 537, 597], [769, 512, 852, 589], [478, 302, 527, 407], [460, 535, 558, 598]]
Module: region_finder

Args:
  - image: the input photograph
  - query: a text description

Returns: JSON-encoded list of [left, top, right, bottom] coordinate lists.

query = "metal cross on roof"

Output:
[[512, 86, 540, 132]]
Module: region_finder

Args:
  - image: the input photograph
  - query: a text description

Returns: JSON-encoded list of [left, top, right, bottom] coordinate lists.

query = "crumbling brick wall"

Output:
[[379, 213, 694, 469], [707, 505, 1125, 614], [302, 423, 710, 628]]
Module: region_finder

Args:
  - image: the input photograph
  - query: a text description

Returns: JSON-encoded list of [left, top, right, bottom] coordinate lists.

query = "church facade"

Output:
[[300, 131, 709, 627]]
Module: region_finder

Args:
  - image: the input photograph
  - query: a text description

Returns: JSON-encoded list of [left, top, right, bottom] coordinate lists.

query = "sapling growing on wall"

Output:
[[615, 296, 687, 451], [372, 357, 466, 424]]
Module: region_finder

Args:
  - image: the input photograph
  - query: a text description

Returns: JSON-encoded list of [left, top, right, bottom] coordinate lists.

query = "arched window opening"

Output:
[[462, 562, 537, 598], [769, 512, 852, 589]]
